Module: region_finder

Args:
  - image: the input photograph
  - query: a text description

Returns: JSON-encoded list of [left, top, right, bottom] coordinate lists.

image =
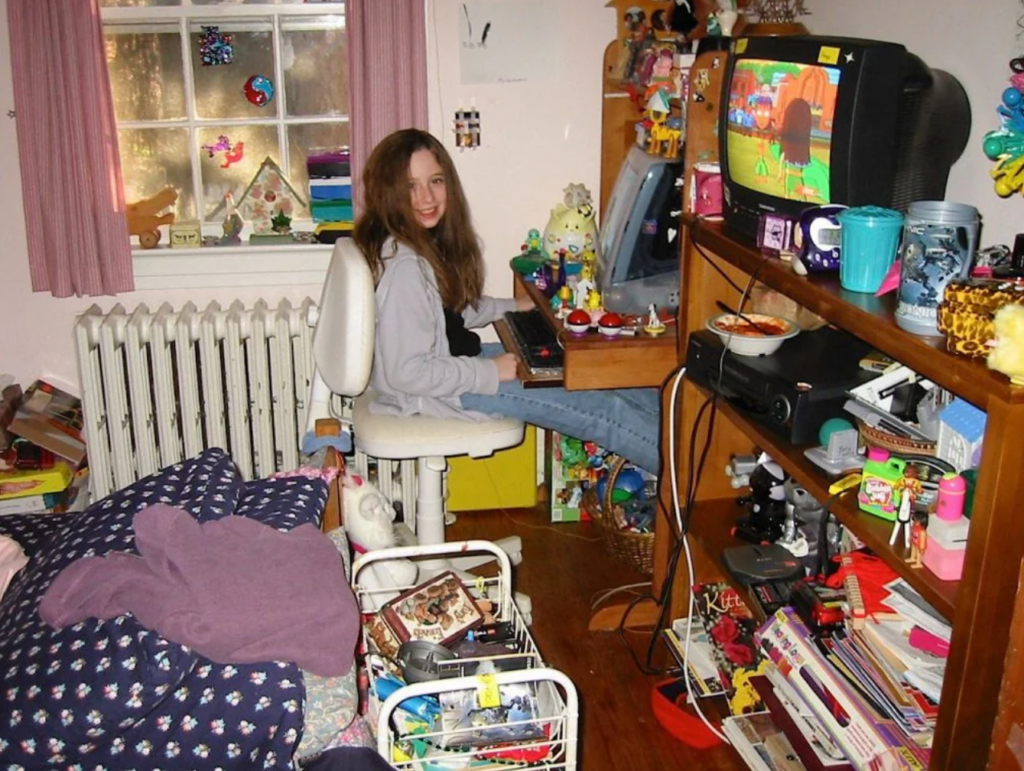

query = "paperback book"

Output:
[[663, 616, 726, 697]]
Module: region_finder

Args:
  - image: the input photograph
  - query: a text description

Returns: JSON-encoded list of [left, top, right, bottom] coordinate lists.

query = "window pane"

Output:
[[287, 123, 349, 218], [197, 125, 280, 219], [106, 26, 186, 122], [282, 16, 347, 117], [191, 22, 276, 120], [119, 128, 195, 221], [101, 0, 180, 7]]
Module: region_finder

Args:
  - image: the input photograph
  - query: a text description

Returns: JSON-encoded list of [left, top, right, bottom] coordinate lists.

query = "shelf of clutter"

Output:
[[666, 215, 1024, 771]]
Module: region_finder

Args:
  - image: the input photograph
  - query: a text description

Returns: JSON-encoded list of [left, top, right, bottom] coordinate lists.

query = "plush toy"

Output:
[[543, 184, 599, 260], [342, 470, 418, 611], [987, 303, 1024, 384]]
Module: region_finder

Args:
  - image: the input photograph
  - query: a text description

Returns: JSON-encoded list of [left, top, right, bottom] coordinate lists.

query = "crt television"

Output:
[[597, 146, 684, 315], [719, 35, 971, 237]]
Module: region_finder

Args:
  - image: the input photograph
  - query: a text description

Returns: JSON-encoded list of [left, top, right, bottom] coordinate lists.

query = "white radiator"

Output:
[[74, 300, 417, 515]]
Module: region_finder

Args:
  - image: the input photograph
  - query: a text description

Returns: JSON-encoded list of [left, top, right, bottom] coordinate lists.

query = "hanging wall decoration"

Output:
[[198, 26, 234, 66], [244, 75, 275, 107]]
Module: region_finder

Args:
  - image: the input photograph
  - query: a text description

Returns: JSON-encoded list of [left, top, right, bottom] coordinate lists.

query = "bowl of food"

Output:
[[707, 313, 799, 356]]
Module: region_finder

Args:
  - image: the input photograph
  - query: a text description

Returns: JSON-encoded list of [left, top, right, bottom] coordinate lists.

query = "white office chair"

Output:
[[306, 239, 531, 619]]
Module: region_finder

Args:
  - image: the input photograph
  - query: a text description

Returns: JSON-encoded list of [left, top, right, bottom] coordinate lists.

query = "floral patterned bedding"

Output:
[[0, 449, 350, 770]]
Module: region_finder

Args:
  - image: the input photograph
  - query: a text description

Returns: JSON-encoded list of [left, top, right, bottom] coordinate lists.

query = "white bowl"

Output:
[[707, 313, 800, 356]]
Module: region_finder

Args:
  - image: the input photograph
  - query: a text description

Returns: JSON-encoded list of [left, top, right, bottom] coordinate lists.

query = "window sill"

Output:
[[131, 243, 334, 290]]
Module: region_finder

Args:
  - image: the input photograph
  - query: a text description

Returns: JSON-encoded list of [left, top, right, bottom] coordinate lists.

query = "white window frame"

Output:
[[101, 2, 348, 289]]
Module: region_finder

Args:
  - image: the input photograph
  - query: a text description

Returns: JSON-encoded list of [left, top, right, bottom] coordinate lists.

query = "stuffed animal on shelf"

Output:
[[341, 470, 418, 611], [126, 187, 178, 248], [987, 303, 1024, 384]]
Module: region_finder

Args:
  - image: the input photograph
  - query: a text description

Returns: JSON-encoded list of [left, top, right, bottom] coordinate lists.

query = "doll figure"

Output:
[[575, 264, 596, 310], [890, 467, 923, 549], [908, 512, 928, 568]]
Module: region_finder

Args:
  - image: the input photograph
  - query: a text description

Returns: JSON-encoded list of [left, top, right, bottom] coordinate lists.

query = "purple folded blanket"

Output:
[[40, 504, 359, 677]]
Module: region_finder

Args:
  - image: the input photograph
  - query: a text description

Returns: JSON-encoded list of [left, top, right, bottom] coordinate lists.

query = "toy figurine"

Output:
[[555, 285, 574, 319], [219, 192, 244, 246], [890, 467, 923, 549], [644, 302, 667, 335], [908, 512, 928, 568], [735, 453, 788, 542], [575, 264, 596, 310]]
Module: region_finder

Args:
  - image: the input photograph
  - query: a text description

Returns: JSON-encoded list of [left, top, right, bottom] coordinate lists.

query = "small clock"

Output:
[[756, 212, 798, 258], [796, 205, 847, 271]]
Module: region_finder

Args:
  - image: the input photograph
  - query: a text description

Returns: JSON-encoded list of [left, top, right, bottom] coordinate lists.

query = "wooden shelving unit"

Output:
[[657, 217, 1024, 770]]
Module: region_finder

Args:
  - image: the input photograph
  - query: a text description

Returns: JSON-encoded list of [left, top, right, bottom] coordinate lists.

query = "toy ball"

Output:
[[598, 312, 624, 337], [244, 75, 275, 107], [818, 417, 855, 446], [566, 309, 591, 335], [597, 467, 647, 505]]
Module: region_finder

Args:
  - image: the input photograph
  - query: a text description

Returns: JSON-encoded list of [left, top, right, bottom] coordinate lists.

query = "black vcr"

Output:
[[684, 327, 877, 445]]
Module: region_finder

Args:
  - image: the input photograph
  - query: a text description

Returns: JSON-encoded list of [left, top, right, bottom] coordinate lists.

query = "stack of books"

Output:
[[307, 148, 354, 244], [747, 580, 948, 771], [0, 380, 88, 515]]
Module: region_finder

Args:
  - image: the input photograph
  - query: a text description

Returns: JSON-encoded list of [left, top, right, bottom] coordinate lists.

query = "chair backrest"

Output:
[[312, 238, 376, 397]]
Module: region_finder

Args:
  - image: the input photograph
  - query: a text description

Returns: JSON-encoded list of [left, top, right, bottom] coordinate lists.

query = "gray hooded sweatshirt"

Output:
[[368, 239, 516, 421]]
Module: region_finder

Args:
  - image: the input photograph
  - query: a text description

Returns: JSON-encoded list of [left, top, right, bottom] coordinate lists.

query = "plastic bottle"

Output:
[[922, 474, 970, 580]]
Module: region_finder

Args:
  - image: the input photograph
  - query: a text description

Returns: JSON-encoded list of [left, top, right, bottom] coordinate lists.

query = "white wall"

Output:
[[806, 0, 1022, 247], [0, 0, 615, 391]]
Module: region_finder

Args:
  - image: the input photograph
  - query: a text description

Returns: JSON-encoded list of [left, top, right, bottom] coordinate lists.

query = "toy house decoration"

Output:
[[936, 398, 986, 472], [234, 156, 306, 236]]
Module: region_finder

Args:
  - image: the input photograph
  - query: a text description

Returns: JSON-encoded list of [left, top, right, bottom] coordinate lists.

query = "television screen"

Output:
[[718, 36, 971, 239], [725, 58, 840, 206]]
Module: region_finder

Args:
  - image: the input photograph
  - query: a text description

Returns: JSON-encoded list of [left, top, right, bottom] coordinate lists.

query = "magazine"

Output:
[[692, 581, 769, 714], [8, 381, 86, 466], [664, 616, 726, 697]]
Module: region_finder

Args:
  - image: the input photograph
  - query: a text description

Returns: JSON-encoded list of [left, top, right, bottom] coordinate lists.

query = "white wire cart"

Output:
[[352, 541, 580, 770]]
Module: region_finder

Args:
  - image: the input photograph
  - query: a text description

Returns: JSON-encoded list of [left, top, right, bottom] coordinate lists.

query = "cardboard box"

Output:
[[549, 432, 613, 522], [447, 426, 536, 512], [0, 462, 74, 501]]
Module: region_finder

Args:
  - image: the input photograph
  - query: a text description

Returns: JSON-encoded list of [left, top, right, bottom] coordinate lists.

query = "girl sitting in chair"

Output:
[[353, 129, 660, 476]]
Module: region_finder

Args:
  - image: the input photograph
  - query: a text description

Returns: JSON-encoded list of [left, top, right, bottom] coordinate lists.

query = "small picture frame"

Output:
[[756, 212, 798, 258], [381, 571, 485, 647]]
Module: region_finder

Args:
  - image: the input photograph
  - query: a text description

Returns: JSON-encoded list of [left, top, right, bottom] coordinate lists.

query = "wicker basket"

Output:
[[582, 456, 655, 575], [858, 420, 937, 457]]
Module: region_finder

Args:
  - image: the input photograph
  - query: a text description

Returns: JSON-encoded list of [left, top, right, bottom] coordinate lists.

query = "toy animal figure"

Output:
[[126, 187, 178, 248], [543, 189, 599, 260], [341, 470, 418, 611], [987, 303, 1024, 384]]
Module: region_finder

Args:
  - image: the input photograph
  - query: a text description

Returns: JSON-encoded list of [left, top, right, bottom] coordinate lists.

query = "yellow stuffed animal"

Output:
[[987, 303, 1024, 384]]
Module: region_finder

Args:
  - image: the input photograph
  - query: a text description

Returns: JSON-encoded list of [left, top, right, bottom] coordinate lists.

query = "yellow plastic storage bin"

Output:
[[446, 426, 537, 511]]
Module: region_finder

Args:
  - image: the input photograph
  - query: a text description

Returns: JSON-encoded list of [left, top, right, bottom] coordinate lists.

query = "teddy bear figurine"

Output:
[[342, 470, 418, 611]]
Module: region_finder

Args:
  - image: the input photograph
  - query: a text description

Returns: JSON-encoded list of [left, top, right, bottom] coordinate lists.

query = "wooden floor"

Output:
[[446, 504, 745, 771]]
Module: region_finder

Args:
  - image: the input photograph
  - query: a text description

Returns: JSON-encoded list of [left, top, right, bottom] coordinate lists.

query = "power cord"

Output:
[[617, 246, 774, 743]]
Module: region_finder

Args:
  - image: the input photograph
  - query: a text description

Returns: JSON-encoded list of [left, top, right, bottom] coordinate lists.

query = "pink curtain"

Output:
[[7, 0, 133, 297], [348, 0, 428, 215]]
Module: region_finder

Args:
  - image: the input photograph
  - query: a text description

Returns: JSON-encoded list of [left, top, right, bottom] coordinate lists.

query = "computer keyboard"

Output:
[[503, 309, 564, 374]]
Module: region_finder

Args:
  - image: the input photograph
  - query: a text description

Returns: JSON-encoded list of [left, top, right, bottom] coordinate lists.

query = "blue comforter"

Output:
[[0, 449, 333, 770]]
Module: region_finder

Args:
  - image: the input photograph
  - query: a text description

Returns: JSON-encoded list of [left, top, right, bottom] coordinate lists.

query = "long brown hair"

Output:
[[353, 129, 484, 312]]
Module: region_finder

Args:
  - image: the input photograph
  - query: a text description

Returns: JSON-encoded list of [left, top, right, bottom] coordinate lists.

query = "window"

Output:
[[101, 0, 347, 250]]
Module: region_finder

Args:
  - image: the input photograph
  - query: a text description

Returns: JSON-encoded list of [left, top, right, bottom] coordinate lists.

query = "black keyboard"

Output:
[[503, 309, 564, 374]]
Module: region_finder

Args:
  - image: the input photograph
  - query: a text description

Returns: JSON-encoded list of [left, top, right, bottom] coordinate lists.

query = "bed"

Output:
[[0, 448, 364, 769]]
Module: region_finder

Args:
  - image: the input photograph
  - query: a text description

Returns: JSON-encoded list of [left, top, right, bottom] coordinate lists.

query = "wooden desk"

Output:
[[508, 269, 678, 391]]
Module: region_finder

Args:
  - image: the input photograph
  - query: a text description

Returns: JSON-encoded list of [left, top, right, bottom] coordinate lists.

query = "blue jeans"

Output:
[[460, 344, 661, 475]]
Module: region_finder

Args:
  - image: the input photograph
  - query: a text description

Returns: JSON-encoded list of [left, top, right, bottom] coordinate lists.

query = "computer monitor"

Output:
[[719, 35, 971, 237], [597, 146, 683, 315]]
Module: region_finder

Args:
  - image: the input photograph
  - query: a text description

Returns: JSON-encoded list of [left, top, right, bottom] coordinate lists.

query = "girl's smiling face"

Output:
[[408, 148, 447, 229]]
